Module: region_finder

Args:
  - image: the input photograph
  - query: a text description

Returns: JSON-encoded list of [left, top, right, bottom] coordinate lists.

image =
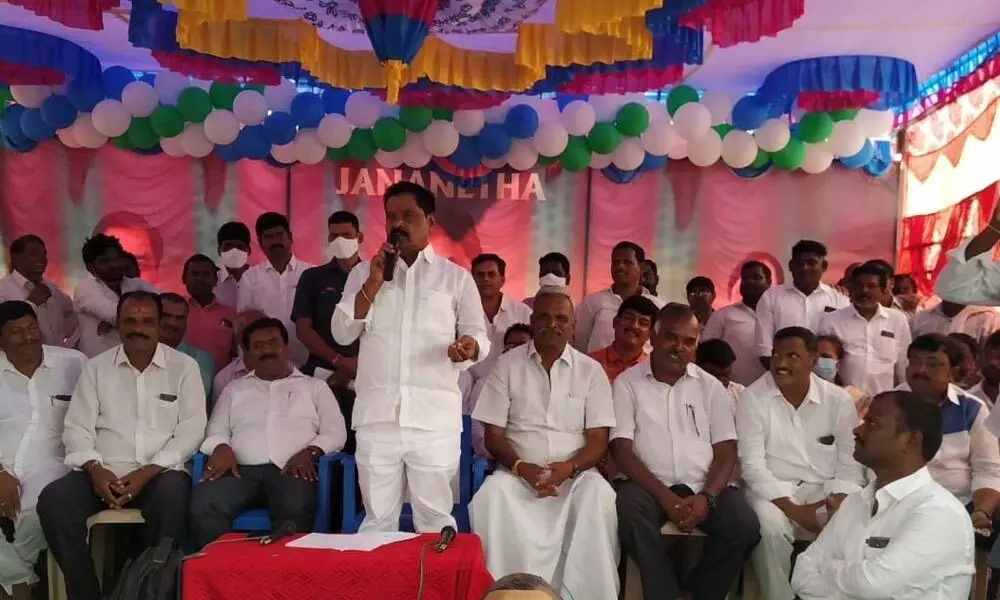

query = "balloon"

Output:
[[401, 136, 432, 168], [518, 96, 559, 124], [476, 123, 511, 160], [127, 117, 159, 150], [121, 81, 158, 117], [264, 79, 297, 112], [177, 88, 212, 123], [372, 118, 407, 152], [149, 105, 185, 138], [432, 107, 454, 121], [326, 145, 349, 161], [484, 105, 507, 124], [21, 109, 55, 141], [294, 129, 326, 165], [235, 125, 269, 160], [347, 128, 378, 162], [422, 120, 460, 157], [180, 123, 214, 158], [731, 95, 769, 131], [667, 137, 688, 160], [589, 152, 613, 169], [644, 100, 669, 125], [755, 119, 791, 153], [1, 105, 30, 147], [559, 136, 591, 172], [66, 82, 104, 113], [615, 103, 649, 137], [270, 142, 298, 165], [713, 123, 734, 138], [839, 139, 875, 169], [10, 85, 52, 109], [612, 137, 645, 171], [641, 152, 668, 172], [290, 93, 325, 128], [154, 71, 190, 105], [376, 150, 404, 168], [72, 113, 108, 148], [749, 148, 770, 169], [590, 95, 623, 122], [533, 121, 569, 157], [587, 122, 621, 155], [672, 102, 711, 141], [504, 104, 539, 139], [797, 112, 834, 144], [399, 106, 433, 132], [772, 137, 806, 170], [700, 90, 734, 125], [688, 130, 722, 167], [158, 134, 185, 157], [720, 129, 758, 168], [209, 82, 241, 110], [801, 144, 834, 174], [666, 85, 699, 116], [831, 108, 858, 122], [448, 135, 482, 169], [482, 156, 507, 169], [57, 126, 80, 148], [232, 90, 268, 126], [203, 110, 240, 145], [101, 66, 135, 100], [262, 111, 297, 145], [111, 134, 135, 151], [537, 154, 557, 166], [345, 92, 382, 128], [91, 99, 131, 137], [40, 95, 77, 130], [322, 88, 350, 115], [452, 109, 486, 136], [827, 120, 865, 156], [318, 114, 352, 148], [560, 100, 596, 136], [855, 108, 894, 138], [641, 120, 679, 156], [506, 139, 538, 171]]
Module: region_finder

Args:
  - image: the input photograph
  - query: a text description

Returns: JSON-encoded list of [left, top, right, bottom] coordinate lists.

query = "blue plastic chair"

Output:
[[191, 452, 344, 533]]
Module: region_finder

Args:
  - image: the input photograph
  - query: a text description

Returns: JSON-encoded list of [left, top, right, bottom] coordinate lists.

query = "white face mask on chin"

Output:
[[220, 249, 248, 270], [324, 237, 359, 262], [539, 273, 567, 287]]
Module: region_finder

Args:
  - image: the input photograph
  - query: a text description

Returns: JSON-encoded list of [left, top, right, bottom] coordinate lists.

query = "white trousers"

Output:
[[355, 424, 460, 533], [748, 483, 825, 600], [470, 470, 620, 600], [1, 464, 67, 592]]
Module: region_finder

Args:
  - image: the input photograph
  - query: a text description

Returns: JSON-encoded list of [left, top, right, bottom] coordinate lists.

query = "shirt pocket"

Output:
[[150, 393, 180, 433], [549, 382, 589, 432], [808, 437, 838, 474], [45, 394, 72, 431], [871, 331, 899, 366]]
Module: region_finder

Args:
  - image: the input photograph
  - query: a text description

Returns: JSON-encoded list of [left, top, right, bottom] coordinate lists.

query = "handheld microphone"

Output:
[[260, 520, 297, 546], [382, 229, 402, 282], [434, 525, 457, 553]]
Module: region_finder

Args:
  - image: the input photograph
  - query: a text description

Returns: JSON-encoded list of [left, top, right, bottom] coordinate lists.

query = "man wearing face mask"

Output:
[[214, 222, 252, 311], [524, 253, 571, 308]]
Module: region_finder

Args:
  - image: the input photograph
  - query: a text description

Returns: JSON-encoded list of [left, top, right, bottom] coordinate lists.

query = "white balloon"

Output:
[[422, 120, 460, 157], [232, 91, 268, 126], [612, 137, 645, 171], [721, 129, 758, 168], [121, 81, 158, 117], [855, 108, 894, 139], [827, 120, 865, 156], [644, 100, 670, 125], [375, 150, 404, 168], [91, 99, 131, 138], [591, 95, 625, 122], [10, 85, 52, 108], [688, 130, 722, 167], [589, 152, 613, 169], [560, 100, 596, 136], [180, 124, 214, 158], [524, 97, 559, 123], [641, 120, 680, 156], [263, 79, 297, 112], [801, 144, 834, 174], [755, 118, 791, 152], [153, 71, 190, 105], [57, 127, 80, 148], [203, 109, 241, 145], [159, 135, 187, 158], [270, 142, 298, 164], [533, 121, 569, 157], [672, 102, 712, 141], [506, 139, 538, 171], [317, 114, 352, 149], [667, 137, 688, 160], [344, 92, 382, 128], [72, 113, 108, 148], [401, 135, 432, 168], [294, 129, 326, 165], [481, 156, 507, 169], [453, 110, 486, 136], [699, 90, 735, 126]]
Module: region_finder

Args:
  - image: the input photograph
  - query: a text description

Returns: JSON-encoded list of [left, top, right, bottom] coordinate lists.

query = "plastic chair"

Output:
[[191, 452, 343, 533], [47, 508, 146, 600]]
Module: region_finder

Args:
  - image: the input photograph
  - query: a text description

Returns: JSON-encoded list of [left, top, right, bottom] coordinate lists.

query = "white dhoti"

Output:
[[748, 482, 824, 600], [470, 469, 619, 600], [355, 424, 460, 533], [1, 463, 68, 593]]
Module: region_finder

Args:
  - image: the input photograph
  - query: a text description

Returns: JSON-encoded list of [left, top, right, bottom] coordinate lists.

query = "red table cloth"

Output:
[[182, 533, 494, 600]]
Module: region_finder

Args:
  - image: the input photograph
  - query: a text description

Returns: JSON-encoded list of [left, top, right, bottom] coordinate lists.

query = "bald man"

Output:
[[481, 573, 560, 600]]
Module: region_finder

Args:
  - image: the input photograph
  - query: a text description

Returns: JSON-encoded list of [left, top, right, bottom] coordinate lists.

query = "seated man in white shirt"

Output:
[[469, 253, 532, 382], [0, 235, 78, 348], [737, 326, 865, 600], [613, 303, 760, 600], [190, 318, 346, 548], [38, 291, 206, 600], [792, 390, 976, 599], [0, 301, 86, 600], [470, 287, 619, 600]]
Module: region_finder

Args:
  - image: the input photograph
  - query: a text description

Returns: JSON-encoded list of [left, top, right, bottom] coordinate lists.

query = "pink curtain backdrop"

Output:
[[0, 143, 899, 305]]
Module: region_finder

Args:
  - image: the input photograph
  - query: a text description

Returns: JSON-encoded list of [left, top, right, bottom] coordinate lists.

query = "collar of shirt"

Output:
[[0, 346, 55, 375], [868, 466, 934, 514], [641, 360, 700, 384], [604, 286, 657, 302], [895, 381, 963, 405], [187, 294, 224, 311], [246, 367, 308, 383], [10, 269, 34, 291], [264, 255, 302, 275], [114, 343, 167, 370], [780, 282, 836, 299], [762, 371, 824, 406], [849, 303, 890, 321], [527, 341, 573, 367], [596, 343, 645, 372]]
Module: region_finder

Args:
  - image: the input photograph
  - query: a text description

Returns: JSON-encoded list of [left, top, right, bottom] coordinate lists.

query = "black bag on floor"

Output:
[[106, 537, 182, 600]]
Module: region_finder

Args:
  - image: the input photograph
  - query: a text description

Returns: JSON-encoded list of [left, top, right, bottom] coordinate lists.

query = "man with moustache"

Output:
[[686, 276, 717, 326], [978, 331, 1000, 410], [0, 235, 78, 348], [181, 254, 236, 378], [332, 181, 489, 533], [640, 259, 659, 298], [38, 291, 206, 600], [589, 295, 659, 384], [214, 222, 252, 310], [703, 260, 772, 386], [469, 253, 532, 383], [159, 293, 215, 401]]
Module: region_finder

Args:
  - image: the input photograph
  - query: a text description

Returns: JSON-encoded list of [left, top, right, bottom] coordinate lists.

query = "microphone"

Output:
[[260, 520, 297, 546], [434, 525, 457, 553], [382, 229, 402, 282]]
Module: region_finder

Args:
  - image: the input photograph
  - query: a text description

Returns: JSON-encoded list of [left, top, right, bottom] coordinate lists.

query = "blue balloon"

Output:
[[731, 161, 773, 180], [640, 152, 668, 172], [448, 135, 482, 169], [20, 108, 55, 142], [290, 93, 325, 128], [102, 66, 135, 101], [140, 73, 157, 85], [133, 145, 163, 156], [235, 125, 269, 160], [838, 139, 874, 169], [40, 95, 78, 130], [263, 112, 297, 145], [731, 95, 769, 131], [476, 123, 511, 160], [215, 141, 243, 163], [602, 164, 640, 184], [1, 105, 30, 146], [66, 81, 104, 112], [322, 88, 350, 115], [2, 133, 37, 153], [504, 104, 539, 139]]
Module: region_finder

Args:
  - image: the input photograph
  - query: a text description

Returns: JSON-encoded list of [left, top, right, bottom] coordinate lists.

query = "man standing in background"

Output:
[[469, 253, 531, 382], [214, 222, 252, 311], [0, 235, 78, 348], [180, 254, 235, 377], [703, 260, 772, 386], [524, 252, 571, 308]]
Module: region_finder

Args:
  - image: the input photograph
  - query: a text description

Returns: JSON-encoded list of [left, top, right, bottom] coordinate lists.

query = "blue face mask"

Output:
[[814, 357, 838, 381]]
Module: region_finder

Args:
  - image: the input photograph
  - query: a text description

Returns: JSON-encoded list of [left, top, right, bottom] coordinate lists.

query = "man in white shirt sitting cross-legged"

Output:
[[792, 390, 976, 599], [470, 286, 619, 600]]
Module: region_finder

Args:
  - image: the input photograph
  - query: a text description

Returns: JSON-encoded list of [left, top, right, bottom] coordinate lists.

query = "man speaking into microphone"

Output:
[[332, 181, 489, 533]]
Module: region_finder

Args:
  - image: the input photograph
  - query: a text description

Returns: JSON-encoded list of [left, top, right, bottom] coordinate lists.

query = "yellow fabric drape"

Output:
[[554, 0, 664, 34], [159, 0, 246, 22]]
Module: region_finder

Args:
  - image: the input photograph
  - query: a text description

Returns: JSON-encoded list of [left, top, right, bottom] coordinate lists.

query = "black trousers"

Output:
[[617, 481, 760, 600], [189, 463, 316, 549], [37, 469, 191, 600]]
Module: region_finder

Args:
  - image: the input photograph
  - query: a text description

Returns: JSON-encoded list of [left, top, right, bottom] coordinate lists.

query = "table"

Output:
[[182, 533, 494, 600]]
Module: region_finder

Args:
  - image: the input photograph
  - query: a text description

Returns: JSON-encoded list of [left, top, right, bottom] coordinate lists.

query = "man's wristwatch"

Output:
[[697, 490, 717, 510]]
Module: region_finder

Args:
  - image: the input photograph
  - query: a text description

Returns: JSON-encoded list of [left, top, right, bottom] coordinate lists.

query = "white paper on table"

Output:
[[286, 532, 419, 552]]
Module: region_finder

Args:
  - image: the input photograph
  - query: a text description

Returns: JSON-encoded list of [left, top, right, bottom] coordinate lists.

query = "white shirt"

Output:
[[212, 357, 250, 403], [737, 372, 865, 501], [469, 295, 533, 381], [237, 256, 315, 367], [936, 238, 1000, 308], [702, 302, 766, 386], [725, 381, 746, 414], [0, 346, 86, 479], [0, 271, 79, 348], [611, 362, 736, 491], [473, 342, 616, 466], [202, 369, 346, 468], [818, 305, 911, 397], [214, 268, 241, 310], [754, 283, 849, 357], [73, 275, 154, 358], [910, 303, 1000, 346], [574, 287, 665, 353], [792, 467, 975, 600], [332, 245, 490, 432], [63, 344, 208, 478]]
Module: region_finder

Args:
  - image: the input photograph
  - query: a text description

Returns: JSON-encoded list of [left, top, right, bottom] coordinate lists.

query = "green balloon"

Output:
[[399, 106, 433, 132], [537, 154, 557, 166], [347, 129, 377, 162], [771, 137, 805, 170], [372, 118, 407, 152], [831, 108, 858, 122], [112, 134, 135, 150], [615, 103, 649, 137], [126, 117, 159, 150], [559, 136, 591, 172], [431, 108, 454, 121], [797, 112, 834, 143], [209, 83, 241, 110], [0, 86, 11, 106], [713, 123, 734, 138], [587, 123, 621, 155], [327, 146, 349, 161], [666, 85, 699, 117], [149, 105, 184, 138], [749, 149, 770, 169], [243, 83, 265, 94], [177, 88, 212, 123]]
